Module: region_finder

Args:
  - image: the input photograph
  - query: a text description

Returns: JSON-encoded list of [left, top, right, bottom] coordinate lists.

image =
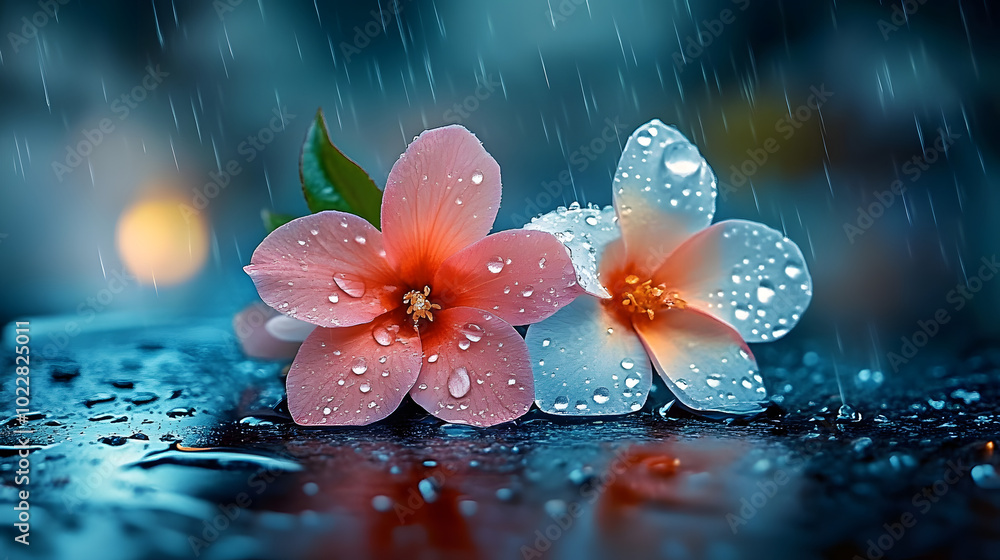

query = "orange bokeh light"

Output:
[[116, 194, 209, 286]]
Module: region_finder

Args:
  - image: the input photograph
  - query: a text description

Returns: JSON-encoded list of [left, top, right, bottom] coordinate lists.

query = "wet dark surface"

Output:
[[1, 317, 999, 560]]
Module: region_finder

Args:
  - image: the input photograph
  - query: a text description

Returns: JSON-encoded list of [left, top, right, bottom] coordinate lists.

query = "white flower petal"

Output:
[[526, 296, 652, 416], [613, 119, 716, 274], [654, 219, 812, 343], [633, 308, 766, 415], [523, 203, 619, 298]]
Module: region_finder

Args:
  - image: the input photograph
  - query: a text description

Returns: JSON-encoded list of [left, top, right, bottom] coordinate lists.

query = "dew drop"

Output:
[[458, 339, 471, 351], [448, 367, 471, 398], [620, 358, 635, 370], [334, 274, 366, 298], [593, 387, 611, 404], [541, 338, 551, 347], [359, 383, 372, 393], [427, 353, 439, 363], [521, 286, 534, 297], [354, 235, 367, 245], [351, 358, 368, 375], [328, 294, 340, 303], [756, 282, 776, 304], [538, 257, 547, 269], [471, 170, 484, 185], [585, 215, 599, 226], [323, 407, 331, 415], [784, 262, 803, 279], [462, 323, 484, 342], [487, 257, 505, 274], [372, 327, 393, 347], [625, 377, 640, 389], [553, 396, 569, 411], [734, 307, 751, 321]]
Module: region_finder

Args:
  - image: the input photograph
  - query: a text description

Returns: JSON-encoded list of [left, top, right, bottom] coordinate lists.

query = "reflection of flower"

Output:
[[245, 126, 580, 426], [525, 120, 813, 416]]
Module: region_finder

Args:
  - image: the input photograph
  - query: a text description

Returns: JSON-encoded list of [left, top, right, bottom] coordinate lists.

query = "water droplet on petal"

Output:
[[757, 282, 776, 304], [462, 323, 484, 342], [487, 257, 505, 274], [471, 170, 484, 185], [334, 274, 366, 298], [373, 327, 393, 347], [448, 367, 471, 398], [541, 338, 551, 347], [553, 396, 569, 410], [354, 235, 367, 245], [359, 383, 371, 393], [458, 339, 471, 350], [538, 257, 547, 269], [328, 294, 339, 304], [593, 387, 610, 404], [427, 353, 439, 363], [352, 358, 368, 375], [521, 286, 534, 297], [784, 262, 803, 279], [620, 358, 635, 370]]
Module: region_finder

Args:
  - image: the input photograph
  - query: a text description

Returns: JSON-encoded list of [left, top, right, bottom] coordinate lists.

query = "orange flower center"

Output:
[[403, 285, 442, 326], [617, 274, 686, 320]]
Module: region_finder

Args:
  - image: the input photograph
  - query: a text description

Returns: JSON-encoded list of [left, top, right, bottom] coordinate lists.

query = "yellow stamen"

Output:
[[619, 277, 686, 320], [403, 285, 442, 326]]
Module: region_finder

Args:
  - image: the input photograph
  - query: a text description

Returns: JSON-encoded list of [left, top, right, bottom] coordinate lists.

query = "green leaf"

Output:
[[300, 109, 383, 228], [261, 209, 298, 233]]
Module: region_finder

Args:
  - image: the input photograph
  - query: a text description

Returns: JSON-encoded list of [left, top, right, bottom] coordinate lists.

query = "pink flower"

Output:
[[245, 126, 580, 426], [524, 120, 813, 416]]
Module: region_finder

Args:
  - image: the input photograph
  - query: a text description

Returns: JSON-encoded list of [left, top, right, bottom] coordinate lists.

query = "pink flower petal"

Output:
[[286, 310, 423, 426], [613, 120, 715, 275], [245, 211, 404, 328], [652, 219, 813, 342], [433, 230, 582, 325], [233, 303, 304, 361], [409, 307, 533, 427], [381, 126, 501, 286], [632, 308, 766, 415]]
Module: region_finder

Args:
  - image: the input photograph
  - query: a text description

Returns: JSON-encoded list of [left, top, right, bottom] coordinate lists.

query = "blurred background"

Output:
[[1, 0, 997, 377]]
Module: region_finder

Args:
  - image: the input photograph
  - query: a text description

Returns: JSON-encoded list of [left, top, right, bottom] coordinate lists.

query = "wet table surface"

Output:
[[1, 316, 998, 560]]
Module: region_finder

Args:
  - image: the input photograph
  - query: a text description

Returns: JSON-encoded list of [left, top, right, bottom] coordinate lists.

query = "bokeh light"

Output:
[[115, 192, 209, 286]]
